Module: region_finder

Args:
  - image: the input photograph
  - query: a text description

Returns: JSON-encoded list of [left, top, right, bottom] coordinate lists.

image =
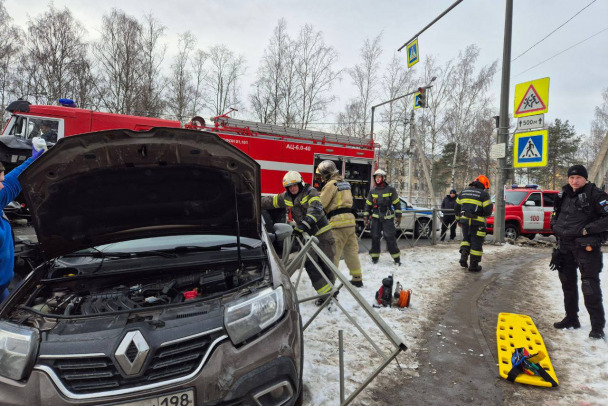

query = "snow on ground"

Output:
[[293, 242, 608, 405]]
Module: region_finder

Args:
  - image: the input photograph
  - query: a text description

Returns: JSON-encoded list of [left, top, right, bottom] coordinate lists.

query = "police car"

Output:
[[486, 185, 559, 240]]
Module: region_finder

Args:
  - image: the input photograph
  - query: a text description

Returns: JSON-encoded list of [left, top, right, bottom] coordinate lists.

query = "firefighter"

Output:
[[550, 165, 606, 339], [317, 160, 363, 287], [454, 175, 493, 272], [364, 169, 402, 265], [261, 171, 336, 301]]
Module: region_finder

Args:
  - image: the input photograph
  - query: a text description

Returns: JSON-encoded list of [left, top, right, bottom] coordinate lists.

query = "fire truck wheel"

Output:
[[504, 223, 520, 240], [523, 233, 536, 240]]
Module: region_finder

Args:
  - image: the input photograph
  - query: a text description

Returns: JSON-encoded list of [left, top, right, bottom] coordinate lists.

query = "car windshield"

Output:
[[74, 234, 263, 255], [504, 191, 529, 205]]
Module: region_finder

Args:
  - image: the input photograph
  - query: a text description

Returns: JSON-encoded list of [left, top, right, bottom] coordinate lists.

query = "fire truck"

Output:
[[1, 99, 378, 208]]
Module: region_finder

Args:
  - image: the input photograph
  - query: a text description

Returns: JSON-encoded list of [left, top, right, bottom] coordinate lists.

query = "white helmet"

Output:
[[373, 169, 387, 177], [282, 171, 303, 188], [317, 160, 339, 180]]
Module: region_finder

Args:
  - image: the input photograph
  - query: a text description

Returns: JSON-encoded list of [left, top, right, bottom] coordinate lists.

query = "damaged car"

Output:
[[0, 128, 303, 406]]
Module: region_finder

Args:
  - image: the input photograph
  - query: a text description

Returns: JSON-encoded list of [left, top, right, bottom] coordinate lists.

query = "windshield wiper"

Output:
[[63, 250, 178, 259], [169, 243, 256, 253]]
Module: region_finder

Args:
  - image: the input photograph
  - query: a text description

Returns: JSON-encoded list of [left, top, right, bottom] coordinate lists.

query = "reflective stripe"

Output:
[[315, 224, 332, 236], [476, 231, 486, 237], [330, 218, 356, 227], [284, 200, 293, 207], [273, 195, 280, 208], [394, 210, 402, 214], [482, 200, 492, 207], [370, 253, 380, 258], [392, 198, 400, 204], [306, 214, 316, 221], [317, 284, 332, 295], [301, 196, 310, 204], [391, 252, 400, 258], [309, 196, 321, 204], [384, 214, 395, 219], [371, 194, 379, 198], [349, 269, 362, 276], [460, 198, 482, 206], [366, 200, 373, 206], [470, 249, 483, 257], [363, 211, 370, 216], [473, 216, 486, 222], [382, 193, 392, 197], [372, 214, 380, 218], [460, 241, 471, 247]]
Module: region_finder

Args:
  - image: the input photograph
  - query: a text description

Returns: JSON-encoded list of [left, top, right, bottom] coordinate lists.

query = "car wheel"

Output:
[[414, 218, 431, 239], [524, 233, 536, 240], [505, 223, 520, 240]]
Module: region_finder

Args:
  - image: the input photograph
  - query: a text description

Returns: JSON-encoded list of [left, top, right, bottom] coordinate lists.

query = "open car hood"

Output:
[[19, 128, 261, 259]]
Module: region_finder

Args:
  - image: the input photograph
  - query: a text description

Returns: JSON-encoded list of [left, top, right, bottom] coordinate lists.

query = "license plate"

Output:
[[113, 389, 195, 406]]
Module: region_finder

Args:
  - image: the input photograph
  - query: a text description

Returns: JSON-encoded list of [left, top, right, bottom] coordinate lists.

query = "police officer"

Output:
[[454, 175, 493, 272], [317, 160, 363, 287], [364, 169, 402, 265], [261, 171, 336, 301], [440, 189, 458, 242], [550, 164, 607, 339]]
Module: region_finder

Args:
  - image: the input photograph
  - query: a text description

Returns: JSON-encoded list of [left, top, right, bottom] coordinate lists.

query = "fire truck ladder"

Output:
[[281, 234, 407, 406], [213, 117, 374, 149]]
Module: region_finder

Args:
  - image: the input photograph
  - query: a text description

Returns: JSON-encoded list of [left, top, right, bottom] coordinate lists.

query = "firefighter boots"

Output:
[[553, 317, 581, 329], [468, 260, 482, 272], [372, 258, 379, 264], [394, 257, 401, 266], [459, 249, 468, 268], [350, 280, 363, 288], [589, 328, 605, 339]]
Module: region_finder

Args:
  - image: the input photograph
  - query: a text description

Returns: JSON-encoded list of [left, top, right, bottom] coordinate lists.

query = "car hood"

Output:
[[19, 128, 261, 259]]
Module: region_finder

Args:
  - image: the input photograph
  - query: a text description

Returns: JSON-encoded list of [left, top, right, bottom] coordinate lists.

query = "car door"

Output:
[[542, 192, 556, 231], [521, 192, 543, 230]]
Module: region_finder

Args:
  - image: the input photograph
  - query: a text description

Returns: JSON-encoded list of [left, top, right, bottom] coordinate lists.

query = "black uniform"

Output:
[[550, 182, 608, 333], [440, 193, 457, 241], [364, 181, 402, 263], [454, 181, 493, 271]]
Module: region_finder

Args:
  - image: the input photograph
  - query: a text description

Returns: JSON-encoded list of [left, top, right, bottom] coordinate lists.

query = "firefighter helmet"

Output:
[[317, 160, 339, 180], [373, 169, 387, 177], [475, 175, 490, 189], [283, 171, 303, 188]]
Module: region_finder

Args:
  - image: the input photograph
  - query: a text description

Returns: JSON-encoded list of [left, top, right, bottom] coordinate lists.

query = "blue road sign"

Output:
[[414, 92, 421, 109], [513, 130, 548, 168], [407, 38, 419, 68]]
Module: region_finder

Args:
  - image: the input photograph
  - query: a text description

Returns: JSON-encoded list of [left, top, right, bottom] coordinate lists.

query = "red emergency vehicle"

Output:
[[1, 99, 378, 197], [486, 185, 559, 240]]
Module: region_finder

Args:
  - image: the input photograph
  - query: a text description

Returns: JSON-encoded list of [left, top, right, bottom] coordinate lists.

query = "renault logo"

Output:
[[115, 331, 150, 376]]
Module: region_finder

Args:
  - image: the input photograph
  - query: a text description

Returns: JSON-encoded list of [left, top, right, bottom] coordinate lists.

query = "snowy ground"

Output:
[[293, 242, 608, 406]]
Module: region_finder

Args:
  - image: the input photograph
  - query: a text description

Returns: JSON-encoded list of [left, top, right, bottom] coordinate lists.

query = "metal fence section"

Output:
[[282, 234, 408, 406]]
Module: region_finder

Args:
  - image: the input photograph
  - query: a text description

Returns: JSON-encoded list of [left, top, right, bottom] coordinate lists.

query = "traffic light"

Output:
[[418, 87, 427, 108]]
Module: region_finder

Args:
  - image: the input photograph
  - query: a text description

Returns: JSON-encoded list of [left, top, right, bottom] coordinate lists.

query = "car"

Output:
[[486, 185, 559, 240], [0, 128, 303, 406], [356, 197, 441, 239]]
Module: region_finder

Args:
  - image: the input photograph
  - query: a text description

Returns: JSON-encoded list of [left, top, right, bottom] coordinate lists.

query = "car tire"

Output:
[[414, 218, 431, 239], [505, 223, 520, 240]]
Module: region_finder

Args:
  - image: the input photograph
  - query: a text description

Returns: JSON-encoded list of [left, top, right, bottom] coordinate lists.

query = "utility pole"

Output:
[[409, 109, 414, 203], [494, 0, 513, 243]]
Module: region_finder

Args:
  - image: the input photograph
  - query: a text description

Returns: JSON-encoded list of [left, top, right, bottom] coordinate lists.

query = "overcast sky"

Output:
[[5, 0, 608, 136]]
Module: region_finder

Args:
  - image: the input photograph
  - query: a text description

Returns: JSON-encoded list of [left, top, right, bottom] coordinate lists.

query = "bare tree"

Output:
[[166, 31, 196, 122], [93, 9, 143, 114], [0, 0, 24, 120], [295, 24, 340, 128], [135, 13, 167, 117], [21, 5, 90, 105], [190, 49, 208, 117], [205, 44, 245, 117]]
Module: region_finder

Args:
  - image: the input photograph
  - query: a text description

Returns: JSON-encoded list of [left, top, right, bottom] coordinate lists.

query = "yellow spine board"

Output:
[[496, 312, 559, 387]]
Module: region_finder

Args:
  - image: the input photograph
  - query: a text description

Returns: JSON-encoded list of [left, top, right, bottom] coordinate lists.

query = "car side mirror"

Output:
[[273, 223, 293, 242], [524, 201, 536, 206]]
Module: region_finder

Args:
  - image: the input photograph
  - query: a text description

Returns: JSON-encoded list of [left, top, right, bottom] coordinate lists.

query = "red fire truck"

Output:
[[1, 99, 377, 199]]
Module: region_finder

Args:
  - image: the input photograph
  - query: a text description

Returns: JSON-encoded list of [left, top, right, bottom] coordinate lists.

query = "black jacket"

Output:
[[551, 182, 608, 240], [441, 195, 457, 217], [364, 182, 402, 220], [454, 181, 493, 225]]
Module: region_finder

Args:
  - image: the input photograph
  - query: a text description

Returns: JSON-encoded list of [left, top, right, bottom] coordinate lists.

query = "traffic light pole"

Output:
[[494, 0, 513, 244]]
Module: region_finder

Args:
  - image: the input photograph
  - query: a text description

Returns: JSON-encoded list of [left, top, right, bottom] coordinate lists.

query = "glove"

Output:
[[549, 248, 562, 271], [32, 137, 47, 160]]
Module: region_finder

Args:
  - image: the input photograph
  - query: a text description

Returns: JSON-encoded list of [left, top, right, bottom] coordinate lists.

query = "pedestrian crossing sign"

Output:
[[514, 77, 550, 117], [513, 130, 548, 168], [414, 92, 421, 109], [407, 38, 419, 68]]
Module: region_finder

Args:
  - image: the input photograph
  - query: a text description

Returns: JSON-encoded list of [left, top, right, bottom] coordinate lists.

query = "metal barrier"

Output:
[[282, 234, 408, 406]]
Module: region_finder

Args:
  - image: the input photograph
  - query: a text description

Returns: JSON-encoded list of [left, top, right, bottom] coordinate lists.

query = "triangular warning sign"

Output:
[[409, 46, 417, 61], [516, 85, 547, 115], [519, 138, 541, 159]]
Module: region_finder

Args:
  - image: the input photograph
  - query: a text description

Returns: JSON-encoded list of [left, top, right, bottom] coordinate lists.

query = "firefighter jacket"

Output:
[[550, 182, 608, 241], [364, 182, 402, 221], [454, 181, 493, 225], [261, 184, 332, 237], [320, 174, 356, 229]]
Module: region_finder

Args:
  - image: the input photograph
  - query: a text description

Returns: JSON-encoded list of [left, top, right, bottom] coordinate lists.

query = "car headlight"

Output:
[[224, 287, 285, 345], [0, 321, 40, 380]]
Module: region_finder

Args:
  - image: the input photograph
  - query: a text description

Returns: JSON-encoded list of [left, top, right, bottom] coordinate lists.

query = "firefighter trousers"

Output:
[[332, 226, 362, 279], [558, 240, 605, 330], [460, 221, 486, 264], [304, 232, 337, 295], [370, 218, 400, 260]]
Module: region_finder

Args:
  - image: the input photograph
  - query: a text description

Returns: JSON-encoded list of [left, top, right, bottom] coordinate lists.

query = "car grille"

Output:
[[42, 332, 225, 394]]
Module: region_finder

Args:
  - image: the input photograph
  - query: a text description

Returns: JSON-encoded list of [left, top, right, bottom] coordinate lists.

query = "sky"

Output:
[[4, 0, 608, 136], [296, 243, 608, 405]]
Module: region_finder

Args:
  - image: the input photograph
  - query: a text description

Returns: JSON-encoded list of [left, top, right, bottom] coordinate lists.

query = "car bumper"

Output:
[[0, 309, 302, 406]]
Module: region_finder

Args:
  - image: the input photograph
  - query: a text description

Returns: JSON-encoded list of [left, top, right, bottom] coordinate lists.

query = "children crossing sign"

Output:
[[514, 77, 550, 118], [513, 130, 548, 168], [407, 38, 419, 68]]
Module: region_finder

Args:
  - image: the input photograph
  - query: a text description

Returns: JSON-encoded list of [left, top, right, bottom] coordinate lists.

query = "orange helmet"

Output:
[[475, 175, 490, 189]]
